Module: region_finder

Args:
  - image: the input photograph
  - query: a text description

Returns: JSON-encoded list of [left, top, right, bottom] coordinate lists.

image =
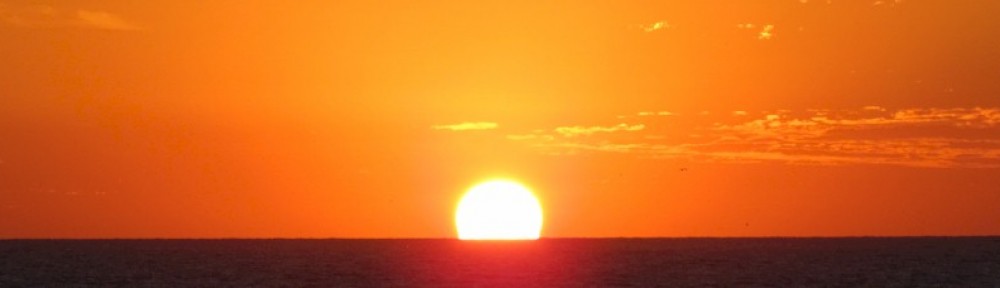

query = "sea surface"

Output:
[[2, 238, 999, 287]]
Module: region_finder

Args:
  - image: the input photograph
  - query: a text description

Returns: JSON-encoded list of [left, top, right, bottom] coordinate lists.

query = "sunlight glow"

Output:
[[455, 180, 543, 240]]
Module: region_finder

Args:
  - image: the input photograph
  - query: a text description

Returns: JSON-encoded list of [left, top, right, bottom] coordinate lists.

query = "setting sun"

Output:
[[455, 180, 543, 240]]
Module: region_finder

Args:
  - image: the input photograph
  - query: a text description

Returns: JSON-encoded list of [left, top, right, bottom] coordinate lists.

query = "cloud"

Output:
[[432, 122, 498, 131], [506, 134, 554, 141], [76, 10, 141, 31], [0, 4, 51, 26], [873, 0, 905, 7], [863, 105, 886, 111], [554, 123, 645, 137], [637, 20, 672, 32], [638, 111, 674, 116], [758, 24, 775, 40], [739, 23, 775, 40], [505, 107, 1000, 168], [0, 4, 140, 30]]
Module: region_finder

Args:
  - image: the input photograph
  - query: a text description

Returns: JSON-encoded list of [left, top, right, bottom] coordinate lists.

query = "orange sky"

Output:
[[2, 0, 999, 238]]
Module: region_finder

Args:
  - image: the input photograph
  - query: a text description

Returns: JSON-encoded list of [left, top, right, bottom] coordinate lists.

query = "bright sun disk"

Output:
[[455, 180, 543, 240]]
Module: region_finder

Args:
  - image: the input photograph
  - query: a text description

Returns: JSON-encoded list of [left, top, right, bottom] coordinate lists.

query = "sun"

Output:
[[455, 180, 544, 240]]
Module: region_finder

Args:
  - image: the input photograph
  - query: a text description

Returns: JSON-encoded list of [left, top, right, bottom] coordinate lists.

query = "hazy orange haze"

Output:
[[1, 0, 999, 238]]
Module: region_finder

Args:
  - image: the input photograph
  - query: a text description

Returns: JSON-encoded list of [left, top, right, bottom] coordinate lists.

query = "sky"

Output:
[[1, 0, 999, 238]]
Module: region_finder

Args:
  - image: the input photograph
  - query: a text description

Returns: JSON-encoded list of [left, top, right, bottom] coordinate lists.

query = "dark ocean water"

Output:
[[2, 238, 999, 287]]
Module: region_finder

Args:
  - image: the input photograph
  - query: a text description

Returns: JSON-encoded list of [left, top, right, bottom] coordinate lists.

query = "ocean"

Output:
[[2, 238, 999, 287]]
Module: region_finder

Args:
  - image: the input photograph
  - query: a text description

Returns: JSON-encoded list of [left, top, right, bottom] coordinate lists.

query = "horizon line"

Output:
[[3, 235, 1000, 241]]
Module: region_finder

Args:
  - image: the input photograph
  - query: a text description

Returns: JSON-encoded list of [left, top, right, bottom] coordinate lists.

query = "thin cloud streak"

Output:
[[0, 4, 141, 30], [554, 123, 645, 137], [76, 10, 141, 31], [507, 107, 1000, 168], [640, 20, 671, 32], [432, 122, 498, 131]]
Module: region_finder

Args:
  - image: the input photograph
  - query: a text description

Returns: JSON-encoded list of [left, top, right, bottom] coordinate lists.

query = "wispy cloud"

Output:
[[863, 105, 886, 111], [0, 4, 141, 30], [873, 0, 905, 7], [554, 123, 645, 137], [75, 10, 141, 31], [638, 111, 674, 116], [698, 108, 1000, 167], [633, 20, 672, 33], [507, 107, 1000, 168], [736, 23, 776, 40], [432, 122, 498, 131], [758, 24, 775, 40]]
